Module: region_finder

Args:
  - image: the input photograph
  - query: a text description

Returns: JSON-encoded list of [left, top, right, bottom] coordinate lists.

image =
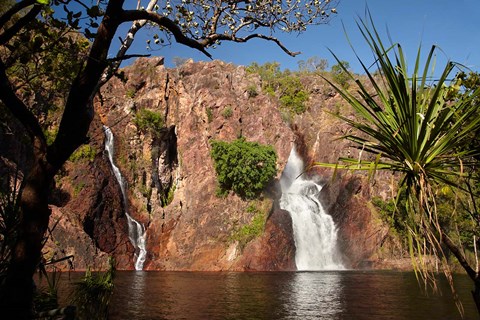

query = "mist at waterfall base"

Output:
[[104, 126, 147, 271], [280, 148, 344, 271]]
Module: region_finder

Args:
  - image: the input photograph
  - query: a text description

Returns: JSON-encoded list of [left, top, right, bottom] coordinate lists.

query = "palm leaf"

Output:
[[317, 11, 480, 315]]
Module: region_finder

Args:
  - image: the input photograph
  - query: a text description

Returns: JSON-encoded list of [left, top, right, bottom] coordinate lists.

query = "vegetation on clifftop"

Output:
[[246, 62, 309, 115]]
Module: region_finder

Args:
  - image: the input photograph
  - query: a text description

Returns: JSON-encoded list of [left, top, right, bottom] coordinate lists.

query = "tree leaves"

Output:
[[211, 138, 277, 199]]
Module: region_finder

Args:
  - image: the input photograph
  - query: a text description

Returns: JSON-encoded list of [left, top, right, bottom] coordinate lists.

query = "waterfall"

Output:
[[104, 126, 147, 271], [280, 148, 344, 271]]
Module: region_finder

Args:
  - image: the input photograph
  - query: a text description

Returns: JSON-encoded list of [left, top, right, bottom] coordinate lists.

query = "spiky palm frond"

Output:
[[315, 12, 480, 315]]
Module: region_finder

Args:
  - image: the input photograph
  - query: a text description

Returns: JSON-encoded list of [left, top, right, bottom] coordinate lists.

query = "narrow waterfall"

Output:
[[104, 126, 147, 270], [280, 148, 344, 271]]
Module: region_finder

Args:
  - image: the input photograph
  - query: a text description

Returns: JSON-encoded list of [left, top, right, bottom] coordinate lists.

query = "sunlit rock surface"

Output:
[[1, 58, 406, 271]]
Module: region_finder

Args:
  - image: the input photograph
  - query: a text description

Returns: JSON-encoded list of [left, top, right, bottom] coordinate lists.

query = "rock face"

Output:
[[46, 118, 135, 270], [1, 57, 404, 272], [97, 58, 297, 270]]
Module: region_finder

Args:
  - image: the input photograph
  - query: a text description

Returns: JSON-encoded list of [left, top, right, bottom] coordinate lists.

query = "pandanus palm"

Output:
[[317, 15, 480, 314]]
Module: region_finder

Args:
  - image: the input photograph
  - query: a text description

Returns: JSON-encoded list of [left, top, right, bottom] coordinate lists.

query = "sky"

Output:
[[115, 0, 480, 75]]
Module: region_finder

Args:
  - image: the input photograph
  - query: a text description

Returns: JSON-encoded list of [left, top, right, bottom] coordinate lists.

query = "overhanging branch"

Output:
[[121, 10, 212, 59], [202, 33, 301, 57], [107, 53, 151, 62], [239, 33, 301, 57]]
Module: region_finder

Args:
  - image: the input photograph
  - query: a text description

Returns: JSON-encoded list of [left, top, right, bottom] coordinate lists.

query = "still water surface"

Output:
[[80, 271, 477, 320]]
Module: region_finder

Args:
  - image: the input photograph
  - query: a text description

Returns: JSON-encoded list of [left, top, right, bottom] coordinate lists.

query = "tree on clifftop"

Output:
[[0, 0, 339, 317]]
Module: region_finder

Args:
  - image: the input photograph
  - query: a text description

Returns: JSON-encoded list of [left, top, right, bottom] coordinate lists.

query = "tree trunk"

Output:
[[473, 277, 480, 316], [0, 145, 53, 319]]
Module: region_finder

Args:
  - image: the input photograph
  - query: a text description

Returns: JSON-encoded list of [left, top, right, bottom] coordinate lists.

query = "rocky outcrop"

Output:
[[97, 58, 297, 270], [237, 204, 296, 271], [46, 117, 134, 270], [1, 57, 405, 271]]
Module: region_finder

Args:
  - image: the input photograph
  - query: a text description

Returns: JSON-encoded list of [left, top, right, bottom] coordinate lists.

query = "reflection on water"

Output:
[[96, 271, 476, 319], [287, 272, 343, 319]]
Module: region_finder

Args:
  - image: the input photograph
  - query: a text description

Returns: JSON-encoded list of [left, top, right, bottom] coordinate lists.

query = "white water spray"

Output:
[[104, 126, 147, 270], [280, 148, 344, 270]]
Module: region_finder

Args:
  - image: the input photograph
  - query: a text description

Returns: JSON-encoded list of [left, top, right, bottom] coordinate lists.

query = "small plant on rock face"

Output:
[[221, 106, 233, 118], [134, 109, 164, 137], [231, 202, 267, 249], [210, 137, 277, 199], [69, 144, 97, 163], [206, 107, 214, 123], [246, 84, 258, 98], [125, 88, 136, 98]]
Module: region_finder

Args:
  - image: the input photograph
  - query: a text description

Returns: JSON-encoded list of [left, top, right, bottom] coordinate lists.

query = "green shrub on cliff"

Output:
[[210, 138, 277, 199], [231, 202, 267, 249], [246, 62, 309, 115], [69, 144, 97, 163], [134, 109, 164, 137]]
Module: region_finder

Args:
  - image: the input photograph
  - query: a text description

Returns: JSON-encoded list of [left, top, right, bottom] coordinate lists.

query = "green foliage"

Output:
[[330, 61, 351, 88], [125, 88, 136, 98], [246, 84, 258, 98], [139, 184, 152, 198], [160, 184, 176, 207], [134, 109, 164, 137], [246, 62, 309, 115], [210, 138, 277, 199], [372, 195, 409, 239], [222, 106, 233, 118], [5, 15, 90, 125], [71, 258, 115, 320], [72, 181, 85, 196], [231, 203, 267, 249], [316, 14, 480, 307], [206, 107, 213, 123], [34, 270, 61, 314], [69, 144, 96, 162], [246, 62, 282, 87], [277, 76, 309, 114], [435, 187, 479, 253], [43, 127, 58, 146]]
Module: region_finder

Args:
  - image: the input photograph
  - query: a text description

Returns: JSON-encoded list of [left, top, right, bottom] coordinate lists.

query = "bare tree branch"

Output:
[[107, 53, 151, 62], [202, 32, 300, 57], [98, 0, 158, 87], [121, 9, 213, 58]]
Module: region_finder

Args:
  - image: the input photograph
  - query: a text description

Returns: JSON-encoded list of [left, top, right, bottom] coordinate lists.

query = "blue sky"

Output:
[[115, 0, 480, 74]]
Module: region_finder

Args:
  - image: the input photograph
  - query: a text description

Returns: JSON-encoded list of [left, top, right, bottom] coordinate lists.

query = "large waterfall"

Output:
[[104, 126, 147, 271], [280, 148, 344, 271]]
